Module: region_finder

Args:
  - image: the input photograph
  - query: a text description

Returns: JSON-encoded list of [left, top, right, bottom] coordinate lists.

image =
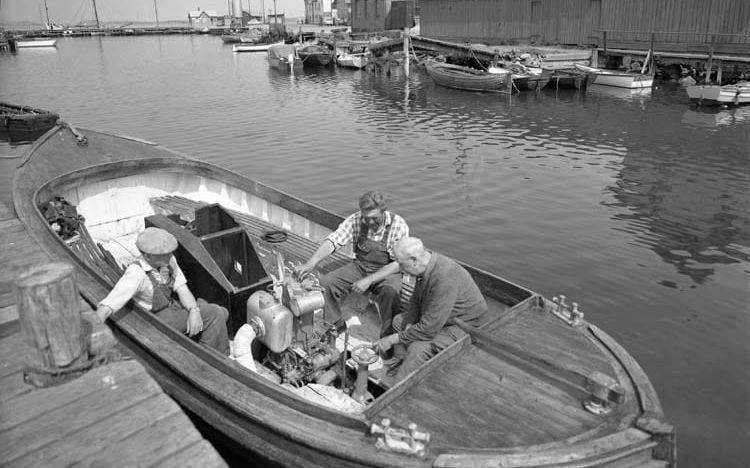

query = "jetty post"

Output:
[[403, 27, 410, 76], [14, 262, 90, 387]]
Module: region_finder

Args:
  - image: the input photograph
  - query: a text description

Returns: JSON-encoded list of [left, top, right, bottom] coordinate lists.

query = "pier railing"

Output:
[[595, 30, 750, 58]]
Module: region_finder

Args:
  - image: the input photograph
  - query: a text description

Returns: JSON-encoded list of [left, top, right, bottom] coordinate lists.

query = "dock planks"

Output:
[[0, 200, 227, 468]]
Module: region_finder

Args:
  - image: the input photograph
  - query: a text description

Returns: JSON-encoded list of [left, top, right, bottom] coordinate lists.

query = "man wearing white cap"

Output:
[[95, 227, 230, 355]]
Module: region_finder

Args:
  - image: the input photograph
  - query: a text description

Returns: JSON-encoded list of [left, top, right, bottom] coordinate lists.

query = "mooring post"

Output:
[[15, 262, 89, 387], [716, 60, 722, 85], [706, 34, 715, 84], [603, 30, 607, 56], [403, 27, 410, 77]]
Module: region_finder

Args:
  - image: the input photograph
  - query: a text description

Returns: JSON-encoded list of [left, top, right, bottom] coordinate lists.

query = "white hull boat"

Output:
[[15, 39, 57, 48], [233, 41, 285, 53], [336, 52, 368, 69], [686, 82, 750, 106], [575, 64, 653, 89]]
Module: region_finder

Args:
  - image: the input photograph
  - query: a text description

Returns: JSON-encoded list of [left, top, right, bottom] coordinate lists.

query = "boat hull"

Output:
[[1, 102, 59, 133], [12, 124, 675, 468], [425, 62, 509, 92], [233, 41, 284, 53], [15, 39, 57, 48], [298, 46, 334, 67], [686, 83, 750, 106]]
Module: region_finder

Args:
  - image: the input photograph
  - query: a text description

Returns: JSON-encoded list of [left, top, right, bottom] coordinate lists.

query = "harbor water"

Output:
[[1, 35, 748, 467]]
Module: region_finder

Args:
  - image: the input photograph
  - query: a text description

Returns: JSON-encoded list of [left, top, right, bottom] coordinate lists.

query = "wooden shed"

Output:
[[351, 0, 415, 32], [420, 0, 750, 55]]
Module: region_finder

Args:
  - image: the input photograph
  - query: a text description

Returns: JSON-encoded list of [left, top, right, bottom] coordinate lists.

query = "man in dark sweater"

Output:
[[374, 237, 488, 384]]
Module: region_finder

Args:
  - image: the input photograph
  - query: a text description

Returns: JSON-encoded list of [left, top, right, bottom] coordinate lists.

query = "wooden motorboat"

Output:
[[232, 40, 284, 53], [1, 102, 59, 133], [298, 44, 334, 67], [13, 123, 675, 468], [14, 38, 57, 48], [686, 81, 750, 106], [268, 44, 302, 72], [575, 64, 653, 89], [425, 62, 510, 93]]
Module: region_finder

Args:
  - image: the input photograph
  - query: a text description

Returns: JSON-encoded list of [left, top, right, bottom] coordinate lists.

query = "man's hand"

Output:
[[186, 307, 203, 336], [374, 333, 399, 354], [294, 262, 315, 280], [351, 276, 374, 294], [96, 305, 112, 324]]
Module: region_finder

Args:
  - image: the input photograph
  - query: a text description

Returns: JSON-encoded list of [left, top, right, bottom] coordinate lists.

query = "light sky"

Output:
[[0, 0, 306, 24]]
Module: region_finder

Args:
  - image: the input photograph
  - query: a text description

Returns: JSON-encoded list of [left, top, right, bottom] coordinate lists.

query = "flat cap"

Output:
[[135, 227, 178, 255]]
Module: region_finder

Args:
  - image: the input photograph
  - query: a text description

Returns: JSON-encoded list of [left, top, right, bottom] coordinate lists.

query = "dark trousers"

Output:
[[155, 298, 230, 355], [391, 312, 467, 384], [320, 261, 402, 337]]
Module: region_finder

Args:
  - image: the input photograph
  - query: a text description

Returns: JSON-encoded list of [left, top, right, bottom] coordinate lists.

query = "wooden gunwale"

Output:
[[12, 124, 673, 467]]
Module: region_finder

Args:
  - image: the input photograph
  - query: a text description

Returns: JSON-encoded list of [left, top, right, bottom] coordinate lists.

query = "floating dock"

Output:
[[0, 199, 228, 468]]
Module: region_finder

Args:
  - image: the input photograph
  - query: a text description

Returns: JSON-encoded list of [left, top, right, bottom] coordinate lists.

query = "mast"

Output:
[[43, 0, 51, 26], [153, 0, 159, 28], [92, 0, 100, 28], [273, 0, 277, 24]]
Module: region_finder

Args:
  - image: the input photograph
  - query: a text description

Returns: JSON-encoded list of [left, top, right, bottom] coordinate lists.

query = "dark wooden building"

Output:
[[420, 0, 750, 55], [351, 0, 416, 32]]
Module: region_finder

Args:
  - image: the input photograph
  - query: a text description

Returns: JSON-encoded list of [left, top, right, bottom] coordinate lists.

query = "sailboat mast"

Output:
[[43, 0, 51, 26], [153, 0, 160, 28], [92, 0, 100, 28]]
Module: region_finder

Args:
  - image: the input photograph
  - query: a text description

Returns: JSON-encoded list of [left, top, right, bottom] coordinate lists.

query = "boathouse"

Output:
[[351, 0, 416, 32], [187, 9, 224, 30], [420, 0, 750, 57]]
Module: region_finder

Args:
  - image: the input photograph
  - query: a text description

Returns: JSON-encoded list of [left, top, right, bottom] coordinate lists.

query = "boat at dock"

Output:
[[547, 69, 591, 89], [298, 44, 334, 67], [267, 44, 302, 72], [13, 122, 675, 468], [337, 51, 369, 69], [575, 64, 653, 89], [232, 40, 284, 53], [685, 81, 750, 106], [14, 38, 57, 48], [1, 102, 59, 133], [425, 61, 510, 93]]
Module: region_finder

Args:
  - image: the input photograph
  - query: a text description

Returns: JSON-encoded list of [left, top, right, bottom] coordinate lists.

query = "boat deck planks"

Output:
[[0, 200, 227, 468]]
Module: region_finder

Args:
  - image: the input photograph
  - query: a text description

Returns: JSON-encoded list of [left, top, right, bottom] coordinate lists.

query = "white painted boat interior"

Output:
[[61, 171, 334, 265]]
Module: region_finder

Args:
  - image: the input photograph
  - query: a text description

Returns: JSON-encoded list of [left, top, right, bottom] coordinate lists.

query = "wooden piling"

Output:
[[403, 27, 410, 77], [706, 34, 715, 84], [14, 262, 89, 387]]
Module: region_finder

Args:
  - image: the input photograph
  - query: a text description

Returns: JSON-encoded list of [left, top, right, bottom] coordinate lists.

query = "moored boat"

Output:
[[13, 123, 676, 468], [267, 44, 302, 72], [425, 62, 510, 92], [233, 40, 284, 53], [1, 102, 59, 133], [685, 81, 750, 106], [547, 69, 591, 89], [14, 38, 57, 48], [298, 44, 334, 67], [575, 64, 654, 89], [337, 51, 368, 69]]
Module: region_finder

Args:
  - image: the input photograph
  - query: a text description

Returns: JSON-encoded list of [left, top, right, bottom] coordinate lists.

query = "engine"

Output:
[[246, 269, 342, 387]]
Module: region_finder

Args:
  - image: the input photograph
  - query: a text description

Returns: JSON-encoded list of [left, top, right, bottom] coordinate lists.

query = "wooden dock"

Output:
[[0, 199, 228, 468]]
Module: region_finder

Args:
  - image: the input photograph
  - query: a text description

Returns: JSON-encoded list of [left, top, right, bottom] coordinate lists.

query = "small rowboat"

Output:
[[575, 64, 653, 89], [1, 102, 59, 133], [12, 123, 675, 468], [14, 38, 57, 48], [267, 44, 302, 72], [337, 51, 368, 69], [233, 40, 284, 53], [686, 81, 750, 106], [425, 62, 509, 93], [298, 44, 334, 67]]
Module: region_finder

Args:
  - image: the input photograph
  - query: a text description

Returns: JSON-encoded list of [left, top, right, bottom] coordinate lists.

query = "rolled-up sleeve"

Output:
[[170, 257, 188, 291], [326, 213, 357, 250], [98, 264, 146, 312]]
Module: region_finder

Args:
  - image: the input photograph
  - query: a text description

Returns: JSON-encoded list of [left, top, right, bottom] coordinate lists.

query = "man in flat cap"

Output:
[[96, 227, 230, 355], [294, 190, 409, 338]]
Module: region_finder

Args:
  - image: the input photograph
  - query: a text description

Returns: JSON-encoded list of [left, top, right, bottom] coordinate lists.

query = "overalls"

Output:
[[320, 217, 402, 336]]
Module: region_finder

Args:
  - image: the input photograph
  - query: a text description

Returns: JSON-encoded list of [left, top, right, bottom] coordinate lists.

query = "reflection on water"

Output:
[[681, 105, 750, 128], [1, 36, 749, 468]]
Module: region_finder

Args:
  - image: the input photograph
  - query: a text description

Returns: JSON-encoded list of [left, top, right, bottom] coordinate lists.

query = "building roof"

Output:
[[188, 10, 220, 19]]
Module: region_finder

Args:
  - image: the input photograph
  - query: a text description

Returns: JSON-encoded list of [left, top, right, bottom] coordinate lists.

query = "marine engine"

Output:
[[245, 255, 342, 387]]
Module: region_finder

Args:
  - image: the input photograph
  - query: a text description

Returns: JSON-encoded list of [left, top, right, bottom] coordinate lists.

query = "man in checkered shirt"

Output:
[[295, 191, 409, 337]]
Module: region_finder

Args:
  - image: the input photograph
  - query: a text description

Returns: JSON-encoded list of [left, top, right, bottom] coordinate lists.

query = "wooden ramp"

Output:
[[0, 200, 228, 468]]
